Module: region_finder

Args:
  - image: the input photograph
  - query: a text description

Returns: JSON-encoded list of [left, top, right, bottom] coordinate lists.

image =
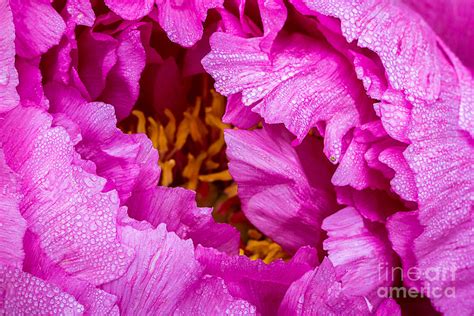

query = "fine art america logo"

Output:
[[377, 263, 457, 299]]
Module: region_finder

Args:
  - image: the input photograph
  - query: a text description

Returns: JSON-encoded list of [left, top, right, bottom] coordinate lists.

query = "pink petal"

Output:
[[101, 26, 146, 120], [278, 258, 371, 315], [0, 106, 133, 285], [322, 207, 396, 305], [373, 89, 412, 144], [0, 265, 84, 315], [386, 211, 423, 290], [375, 299, 402, 316], [0, 0, 19, 113], [222, 93, 260, 128], [127, 186, 240, 254], [302, 0, 441, 101], [103, 222, 256, 314], [23, 231, 119, 315], [402, 0, 474, 70], [204, 33, 372, 162], [156, 0, 224, 47], [0, 149, 26, 268], [10, 0, 66, 58], [104, 0, 154, 20], [16, 57, 49, 110], [196, 245, 318, 315], [78, 31, 118, 100], [46, 83, 160, 203], [379, 146, 418, 202], [66, 0, 95, 27], [331, 137, 388, 190], [225, 125, 337, 252], [405, 53, 474, 315]]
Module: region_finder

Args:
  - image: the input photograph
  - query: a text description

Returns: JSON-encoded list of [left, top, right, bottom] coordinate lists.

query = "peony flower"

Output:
[[0, 0, 472, 315]]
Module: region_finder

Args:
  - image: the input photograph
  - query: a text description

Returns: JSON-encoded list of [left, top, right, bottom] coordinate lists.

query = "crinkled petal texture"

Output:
[[0, 106, 133, 285], [45, 83, 160, 204], [196, 245, 318, 315], [322, 207, 396, 305], [404, 52, 474, 315], [10, 0, 65, 58], [278, 258, 370, 316], [23, 231, 120, 315], [301, 0, 441, 101], [225, 125, 337, 252], [0, 265, 84, 315], [127, 186, 240, 253], [100, 26, 146, 120], [105, 0, 154, 20], [0, 0, 19, 113], [0, 149, 26, 268], [156, 0, 224, 47], [204, 32, 373, 162], [102, 222, 256, 314], [402, 0, 474, 70], [386, 211, 423, 290]]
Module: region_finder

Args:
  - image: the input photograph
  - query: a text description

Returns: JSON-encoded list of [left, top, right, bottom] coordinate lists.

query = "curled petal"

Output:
[[0, 265, 84, 315], [10, 0, 66, 58], [278, 258, 371, 315], [0, 149, 26, 268], [322, 207, 396, 305], [225, 125, 337, 252], [0, 106, 133, 285], [127, 186, 240, 253], [0, 0, 19, 113]]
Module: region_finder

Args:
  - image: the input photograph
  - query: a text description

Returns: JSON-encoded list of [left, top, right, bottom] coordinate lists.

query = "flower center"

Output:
[[120, 75, 288, 262]]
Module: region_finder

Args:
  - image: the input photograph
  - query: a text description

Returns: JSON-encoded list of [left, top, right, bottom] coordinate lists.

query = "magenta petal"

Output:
[[0, 0, 19, 113], [302, 0, 441, 101], [16, 57, 49, 110], [0, 106, 133, 285], [278, 258, 371, 315], [386, 211, 423, 290], [156, 0, 224, 47], [46, 84, 160, 202], [379, 146, 417, 202], [196, 245, 318, 315], [0, 265, 84, 315], [204, 32, 371, 161], [105, 0, 154, 20], [402, 0, 474, 70], [78, 31, 118, 100], [10, 0, 66, 58], [222, 93, 260, 129], [405, 55, 474, 314], [322, 207, 396, 305], [67, 0, 95, 26], [0, 149, 26, 268], [101, 26, 146, 120], [225, 125, 337, 252], [375, 299, 402, 316], [23, 231, 119, 315], [331, 137, 387, 190], [103, 222, 255, 314], [127, 186, 240, 253]]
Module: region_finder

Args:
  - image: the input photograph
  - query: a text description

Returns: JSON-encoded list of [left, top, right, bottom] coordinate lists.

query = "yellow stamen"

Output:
[[199, 170, 232, 182], [158, 124, 168, 155], [224, 183, 238, 198], [175, 117, 190, 150], [207, 133, 225, 157], [132, 110, 147, 134], [147, 117, 160, 149], [159, 159, 176, 187], [183, 152, 207, 190], [164, 109, 176, 144]]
